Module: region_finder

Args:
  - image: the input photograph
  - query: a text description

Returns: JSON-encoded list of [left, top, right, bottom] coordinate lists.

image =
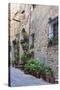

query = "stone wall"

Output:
[[47, 45, 58, 80], [10, 4, 30, 62], [30, 5, 58, 80], [31, 5, 51, 64]]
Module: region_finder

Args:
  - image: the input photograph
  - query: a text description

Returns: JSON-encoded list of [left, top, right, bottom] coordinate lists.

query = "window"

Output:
[[29, 33, 34, 49], [48, 16, 58, 46], [29, 33, 35, 58], [32, 33, 34, 48]]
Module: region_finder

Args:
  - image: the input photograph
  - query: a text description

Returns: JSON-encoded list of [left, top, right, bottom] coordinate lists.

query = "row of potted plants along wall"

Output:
[[12, 49, 55, 84], [23, 59, 55, 84], [20, 28, 55, 84]]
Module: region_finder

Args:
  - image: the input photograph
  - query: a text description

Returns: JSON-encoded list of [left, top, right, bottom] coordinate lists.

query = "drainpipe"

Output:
[[29, 5, 31, 51], [29, 5, 33, 54]]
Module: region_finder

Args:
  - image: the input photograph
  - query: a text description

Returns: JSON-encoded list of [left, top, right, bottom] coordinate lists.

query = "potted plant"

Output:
[[28, 60, 40, 78], [24, 63, 31, 74], [33, 61, 41, 78], [40, 64, 46, 80], [24, 60, 35, 75], [21, 53, 29, 65], [45, 66, 54, 83], [24, 59, 36, 76], [35, 66, 40, 78], [29, 64, 36, 75]]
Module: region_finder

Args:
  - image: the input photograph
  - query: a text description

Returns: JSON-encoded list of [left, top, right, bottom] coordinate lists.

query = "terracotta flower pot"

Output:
[[38, 73, 41, 78], [40, 74, 43, 78], [36, 72, 40, 78], [46, 74, 54, 83], [31, 72, 34, 76], [42, 74, 46, 80], [32, 72, 36, 77]]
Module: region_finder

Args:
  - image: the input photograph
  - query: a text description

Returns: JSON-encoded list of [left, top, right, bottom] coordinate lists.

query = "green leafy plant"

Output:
[[21, 53, 28, 61], [44, 66, 53, 76], [22, 43, 28, 48], [21, 53, 30, 64], [24, 59, 43, 74], [20, 39, 25, 44], [24, 60, 37, 74], [25, 58, 53, 76], [44, 66, 54, 83], [52, 36, 58, 45], [48, 36, 58, 46], [20, 29, 29, 53], [48, 38, 53, 46]]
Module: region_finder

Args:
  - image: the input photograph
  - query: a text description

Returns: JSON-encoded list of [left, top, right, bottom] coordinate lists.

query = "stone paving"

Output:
[[10, 66, 50, 87]]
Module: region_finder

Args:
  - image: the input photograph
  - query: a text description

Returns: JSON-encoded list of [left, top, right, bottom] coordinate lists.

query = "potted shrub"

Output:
[[33, 61, 41, 78], [27, 60, 41, 78], [33, 60, 46, 79], [34, 66, 40, 78], [24, 60, 36, 75], [39, 64, 46, 80], [45, 66, 54, 83], [24, 63, 31, 74], [24, 59, 44, 78], [29, 64, 36, 75], [24, 59, 36, 76]]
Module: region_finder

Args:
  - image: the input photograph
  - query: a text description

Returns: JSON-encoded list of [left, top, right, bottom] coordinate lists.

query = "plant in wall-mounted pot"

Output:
[[20, 39, 25, 44], [21, 52, 29, 65]]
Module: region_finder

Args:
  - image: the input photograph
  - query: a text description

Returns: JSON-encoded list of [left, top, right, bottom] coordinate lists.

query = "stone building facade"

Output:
[[9, 4, 58, 81], [9, 4, 31, 62], [29, 5, 58, 81]]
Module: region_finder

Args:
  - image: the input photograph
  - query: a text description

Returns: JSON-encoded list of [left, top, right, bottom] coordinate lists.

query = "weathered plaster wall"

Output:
[[10, 4, 30, 62]]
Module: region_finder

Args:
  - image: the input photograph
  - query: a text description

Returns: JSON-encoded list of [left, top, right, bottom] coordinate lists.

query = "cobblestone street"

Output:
[[10, 66, 50, 87]]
